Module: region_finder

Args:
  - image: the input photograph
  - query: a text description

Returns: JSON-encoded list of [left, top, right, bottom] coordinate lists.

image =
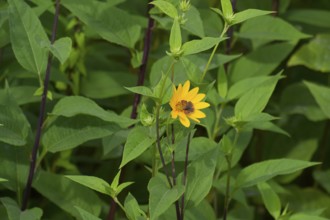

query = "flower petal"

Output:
[[192, 109, 206, 118], [188, 116, 200, 123], [179, 114, 190, 127], [194, 101, 210, 109], [191, 93, 205, 103], [186, 87, 199, 101], [171, 110, 178, 119], [181, 80, 190, 99]]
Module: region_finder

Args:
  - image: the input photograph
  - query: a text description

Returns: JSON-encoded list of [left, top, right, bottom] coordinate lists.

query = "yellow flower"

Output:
[[170, 80, 210, 127]]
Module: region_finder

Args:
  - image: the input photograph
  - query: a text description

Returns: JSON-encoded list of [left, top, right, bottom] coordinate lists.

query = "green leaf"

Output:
[[49, 37, 72, 64], [285, 9, 330, 28], [125, 86, 156, 98], [62, 0, 142, 48], [313, 169, 330, 194], [288, 34, 330, 73], [8, 0, 48, 75], [80, 71, 136, 99], [124, 193, 146, 220], [33, 171, 102, 218], [235, 74, 282, 119], [304, 81, 330, 119], [257, 182, 281, 219], [229, 42, 295, 83], [217, 66, 228, 98], [148, 176, 184, 220], [182, 37, 225, 56], [66, 175, 112, 196], [0, 144, 29, 193], [184, 147, 218, 208], [232, 9, 273, 25], [280, 83, 327, 121], [182, 6, 205, 38], [74, 206, 102, 220], [151, 0, 178, 19], [235, 159, 319, 189], [169, 19, 182, 53], [221, 0, 233, 20], [120, 126, 156, 168], [237, 15, 311, 48], [0, 197, 43, 220], [51, 96, 136, 128], [0, 178, 8, 182], [42, 115, 119, 153], [289, 213, 329, 220]]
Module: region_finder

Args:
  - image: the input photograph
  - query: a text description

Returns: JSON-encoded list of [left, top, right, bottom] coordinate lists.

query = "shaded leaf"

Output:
[[151, 0, 178, 19], [233, 9, 272, 25], [49, 37, 72, 64], [66, 175, 112, 196], [257, 182, 281, 219], [304, 81, 330, 119], [182, 37, 225, 56]]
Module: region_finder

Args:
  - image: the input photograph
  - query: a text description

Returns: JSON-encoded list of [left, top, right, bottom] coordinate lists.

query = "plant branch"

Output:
[[130, 2, 155, 120], [107, 2, 154, 220], [272, 0, 279, 16], [21, 0, 61, 211], [171, 125, 181, 220], [180, 132, 191, 220]]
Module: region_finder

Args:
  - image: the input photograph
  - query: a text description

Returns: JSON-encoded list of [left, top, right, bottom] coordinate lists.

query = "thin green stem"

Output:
[[212, 104, 226, 139], [35, 147, 48, 170], [223, 129, 240, 220], [200, 24, 229, 82]]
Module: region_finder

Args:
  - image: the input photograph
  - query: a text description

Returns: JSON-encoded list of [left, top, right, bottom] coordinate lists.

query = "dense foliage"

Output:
[[1, 0, 330, 219]]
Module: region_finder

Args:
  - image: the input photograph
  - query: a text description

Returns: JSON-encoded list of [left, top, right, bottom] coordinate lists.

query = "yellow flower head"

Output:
[[170, 80, 210, 127]]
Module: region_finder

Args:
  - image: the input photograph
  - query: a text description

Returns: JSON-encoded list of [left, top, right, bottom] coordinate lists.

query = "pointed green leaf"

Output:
[[184, 147, 218, 208], [221, 0, 233, 20], [304, 81, 330, 119], [235, 74, 282, 119], [289, 213, 329, 220], [120, 126, 156, 168], [233, 9, 272, 25], [0, 178, 8, 182], [313, 169, 330, 194], [151, 0, 178, 19], [74, 206, 102, 220], [125, 86, 156, 98], [148, 176, 184, 220], [8, 0, 48, 75], [235, 159, 319, 189], [288, 34, 330, 73], [33, 171, 102, 218], [217, 66, 228, 98], [0, 197, 43, 220], [169, 19, 182, 54], [51, 96, 136, 128], [124, 193, 146, 220], [182, 37, 225, 56], [66, 175, 112, 196], [49, 37, 72, 64], [42, 115, 119, 153], [257, 182, 281, 219], [182, 5, 205, 38]]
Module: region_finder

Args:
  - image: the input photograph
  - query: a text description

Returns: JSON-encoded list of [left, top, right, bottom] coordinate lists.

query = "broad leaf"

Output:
[[125, 86, 156, 98], [288, 34, 330, 73], [233, 9, 272, 25], [120, 126, 156, 168], [49, 37, 72, 64], [182, 37, 225, 56], [74, 206, 102, 220], [51, 96, 135, 128], [313, 170, 330, 194], [257, 182, 281, 219], [33, 171, 102, 218], [124, 193, 146, 220], [184, 147, 218, 208], [148, 176, 184, 220], [304, 81, 330, 119], [8, 0, 48, 75], [235, 159, 319, 189], [285, 9, 330, 28], [0, 197, 43, 220], [151, 0, 178, 19], [42, 115, 119, 153], [66, 175, 112, 196]]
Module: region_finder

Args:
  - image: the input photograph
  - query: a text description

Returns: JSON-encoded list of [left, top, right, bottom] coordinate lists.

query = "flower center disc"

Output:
[[176, 100, 194, 115]]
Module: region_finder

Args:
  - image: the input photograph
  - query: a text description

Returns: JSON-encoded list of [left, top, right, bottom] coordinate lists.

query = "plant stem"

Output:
[[155, 104, 173, 187], [222, 129, 239, 220], [130, 2, 154, 120], [107, 3, 154, 220], [272, 0, 279, 16], [21, 0, 61, 211], [212, 104, 226, 139], [200, 23, 228, 82], [180, 132, 191, 220]]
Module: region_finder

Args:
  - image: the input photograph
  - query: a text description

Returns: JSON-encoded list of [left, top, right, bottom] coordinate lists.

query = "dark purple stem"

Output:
[[21, 0, 61, 211], [180, 132, 191, 220], [272, 0, 279, 16], [171, 125, 181, 220], [130, 2, 155, 120], [107, 2, 154, 220]]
